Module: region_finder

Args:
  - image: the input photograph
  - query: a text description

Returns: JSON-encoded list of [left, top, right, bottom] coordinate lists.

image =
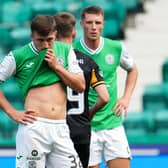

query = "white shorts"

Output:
[[16, 117, 82, 168], [88, 125, 131, 166]]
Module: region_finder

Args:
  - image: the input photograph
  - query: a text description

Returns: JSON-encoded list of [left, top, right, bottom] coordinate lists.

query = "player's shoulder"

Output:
[[74, 49, 95, 62], [54, 41, 71, 49], [104, 37, 122, 47], [73, 39, 80, 46], [12, 43, 30, 58], [74, 49, 86, 57]]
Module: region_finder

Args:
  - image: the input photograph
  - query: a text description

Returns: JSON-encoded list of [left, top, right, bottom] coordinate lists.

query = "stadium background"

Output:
[[0, 0, 168, 167]]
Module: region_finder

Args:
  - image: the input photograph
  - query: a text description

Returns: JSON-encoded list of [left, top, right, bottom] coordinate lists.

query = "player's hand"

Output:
[[10, 110, 36, 125], [113, 97, 129, 118], [44, 49, 58, 69]]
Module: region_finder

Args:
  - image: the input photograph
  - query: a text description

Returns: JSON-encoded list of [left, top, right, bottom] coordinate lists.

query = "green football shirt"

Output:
[[73, 37, 123, 130], [11, 41, 81, 97]]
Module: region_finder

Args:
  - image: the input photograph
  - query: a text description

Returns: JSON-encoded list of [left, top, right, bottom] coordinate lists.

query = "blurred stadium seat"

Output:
[[103, 19, 120, 39], [0, 46, 5, 62], [0, 78, 23, 147], [0, 26, 12, 50], [142, 83, 168, 111], [0, 111, 17, 147], [154, 109, 168, 131], [162, 58, 168, 83], [1, 1, 32, 26], [0, 77, 24, 104], [124, 111, 155, 144], [31, 2, 58, 18], [10, 26, 30, 49]]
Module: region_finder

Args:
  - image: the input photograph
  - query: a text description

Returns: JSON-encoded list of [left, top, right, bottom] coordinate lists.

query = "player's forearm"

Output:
[[89, 97, 108, 120], [53, 64, 85, 92], [0, 91, 16, 117], [89, 84, 109, 119], [123, 66, 138, 100]]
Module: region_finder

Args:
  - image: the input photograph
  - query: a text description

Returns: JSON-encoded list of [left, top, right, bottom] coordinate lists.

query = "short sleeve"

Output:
[[120, 43, 135, 71], [0, 52, 16, 82]]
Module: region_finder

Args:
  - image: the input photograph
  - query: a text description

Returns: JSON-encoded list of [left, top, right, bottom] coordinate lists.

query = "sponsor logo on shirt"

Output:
[[25, 62, 34, 68], [31, 149, 38, 157], [16, 155, 23, 160], [26, 149, 41, 161], [77, 59, 84, 64]]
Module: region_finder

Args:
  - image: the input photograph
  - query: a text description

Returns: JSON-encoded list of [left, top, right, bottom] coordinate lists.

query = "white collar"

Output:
[[29, 41, 39, 55], [80, 37, 104, 55]]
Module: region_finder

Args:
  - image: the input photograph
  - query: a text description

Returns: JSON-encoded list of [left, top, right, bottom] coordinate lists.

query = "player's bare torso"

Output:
[[25, 82, 66, 120]]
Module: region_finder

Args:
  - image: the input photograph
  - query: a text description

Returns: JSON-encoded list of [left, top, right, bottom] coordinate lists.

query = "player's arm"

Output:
[[0, 91, 36, 124], [114, 44, 138, 117], [89, 84, 109, 120], [89, 66, 109, 120], [0, 54, 36, 124], [45, 48, 85, 93]]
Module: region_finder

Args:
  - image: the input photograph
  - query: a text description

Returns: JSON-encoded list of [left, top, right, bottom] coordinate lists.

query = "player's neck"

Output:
[[57, 37, 72, 45], [84, 37, 100, 50]]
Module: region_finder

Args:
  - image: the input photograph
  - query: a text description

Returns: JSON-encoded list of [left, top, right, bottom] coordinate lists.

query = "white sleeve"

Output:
[[68, 47, 83, 75], [120, 43, 135, 71], [0, 52, 16, 83]]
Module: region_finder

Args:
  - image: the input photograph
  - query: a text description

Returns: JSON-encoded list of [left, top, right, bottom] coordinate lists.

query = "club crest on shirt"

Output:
[[105, 54, 114, 64], [57, 57, 64, 66]]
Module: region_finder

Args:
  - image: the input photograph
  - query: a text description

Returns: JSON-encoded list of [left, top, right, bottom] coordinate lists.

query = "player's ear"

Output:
[[30, 32, 33, 39], [72, 28, 76, 39], [55, 30, 57, 40], [102, 20, 104, 27], [80, 21, 82, 27]]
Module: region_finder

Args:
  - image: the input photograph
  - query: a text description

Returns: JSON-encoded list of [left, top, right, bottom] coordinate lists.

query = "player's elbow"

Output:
[[77, 84, 85, 93], [76, 77, 86, 93], [101, 93, 109, 105]]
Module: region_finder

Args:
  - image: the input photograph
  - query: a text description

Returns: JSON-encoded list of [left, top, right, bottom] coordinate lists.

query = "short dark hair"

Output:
[[31, 15, 56, 36], [54, 12, 76, 38], [81, 5, 104, 20]]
